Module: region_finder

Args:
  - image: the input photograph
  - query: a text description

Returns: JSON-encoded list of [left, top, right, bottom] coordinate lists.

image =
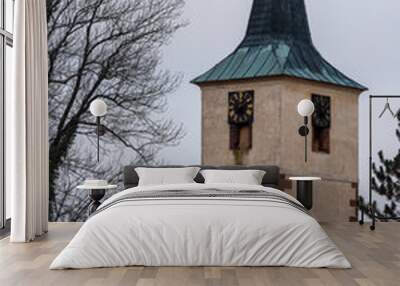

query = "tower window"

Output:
[[312, 94, 331, 154], [230, 125, 240, 150], [229, 125, 252, 150]]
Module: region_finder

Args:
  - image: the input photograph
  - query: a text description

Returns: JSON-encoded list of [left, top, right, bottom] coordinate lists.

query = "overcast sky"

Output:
[[159, 0, 400, 204]]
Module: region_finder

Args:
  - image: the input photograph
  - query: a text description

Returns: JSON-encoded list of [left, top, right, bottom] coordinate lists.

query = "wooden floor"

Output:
[[0, 223, 399, 286]]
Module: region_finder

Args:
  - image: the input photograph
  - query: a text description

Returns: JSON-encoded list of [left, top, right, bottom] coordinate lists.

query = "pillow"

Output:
[[135, 167, 201, 186], [200, 169, 266, 185]]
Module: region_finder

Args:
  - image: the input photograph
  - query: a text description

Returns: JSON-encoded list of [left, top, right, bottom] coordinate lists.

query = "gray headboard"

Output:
[[123, 165, 280, 190]]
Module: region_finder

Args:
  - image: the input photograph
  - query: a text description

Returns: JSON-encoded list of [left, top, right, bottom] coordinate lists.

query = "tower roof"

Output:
[[192, 0, 367, 91], [241, 0, 312, 46]]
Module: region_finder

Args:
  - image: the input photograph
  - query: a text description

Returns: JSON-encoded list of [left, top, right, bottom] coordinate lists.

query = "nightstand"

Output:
[[77, 184, 117, 215], [289, 177, 321, 210]]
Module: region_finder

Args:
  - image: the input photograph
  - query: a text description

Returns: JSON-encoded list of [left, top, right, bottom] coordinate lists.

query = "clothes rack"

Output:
[[359, 95, 400, 230]]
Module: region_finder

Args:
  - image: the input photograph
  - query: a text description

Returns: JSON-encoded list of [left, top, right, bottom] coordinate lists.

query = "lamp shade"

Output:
[[297, 99, 315, 117], [90, 99, 107, 117]]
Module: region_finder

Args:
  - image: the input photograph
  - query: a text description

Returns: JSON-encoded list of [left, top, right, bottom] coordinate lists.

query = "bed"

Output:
[[50, 165, 350, 269]]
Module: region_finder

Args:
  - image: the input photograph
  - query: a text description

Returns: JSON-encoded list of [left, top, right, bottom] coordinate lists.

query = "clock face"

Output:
[[312, 95, 331, 129], [228, 91, 254, 126]]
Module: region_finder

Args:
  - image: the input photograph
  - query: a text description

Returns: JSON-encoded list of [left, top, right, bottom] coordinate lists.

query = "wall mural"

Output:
[[45, 0, 400, 224], [47, 0, 185, 221]]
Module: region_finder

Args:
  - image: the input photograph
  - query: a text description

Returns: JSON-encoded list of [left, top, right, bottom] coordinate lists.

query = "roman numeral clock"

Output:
[[228, 91, 254, 164]]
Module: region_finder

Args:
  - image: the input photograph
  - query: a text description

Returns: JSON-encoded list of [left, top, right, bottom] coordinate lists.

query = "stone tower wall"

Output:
[[199, 77, 361, 222]]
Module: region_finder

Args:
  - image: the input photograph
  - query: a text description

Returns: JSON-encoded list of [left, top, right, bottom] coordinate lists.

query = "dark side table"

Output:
[[289, 177, 321, 210], [77, 184, 117, 215]]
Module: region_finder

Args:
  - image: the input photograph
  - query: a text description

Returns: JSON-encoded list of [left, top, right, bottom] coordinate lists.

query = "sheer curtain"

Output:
[[8, 0, 49, 242]]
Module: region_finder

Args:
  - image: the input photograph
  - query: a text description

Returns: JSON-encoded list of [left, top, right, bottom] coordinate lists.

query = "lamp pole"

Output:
[[304, 117, 308, 163], [97, 117, 100, 162]]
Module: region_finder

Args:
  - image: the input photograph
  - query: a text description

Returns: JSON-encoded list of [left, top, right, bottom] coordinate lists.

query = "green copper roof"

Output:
[[192, 0, 367, 91]]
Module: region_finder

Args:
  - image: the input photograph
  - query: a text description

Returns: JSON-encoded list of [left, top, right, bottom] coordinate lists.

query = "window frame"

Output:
[[0, 0, 14, 231]]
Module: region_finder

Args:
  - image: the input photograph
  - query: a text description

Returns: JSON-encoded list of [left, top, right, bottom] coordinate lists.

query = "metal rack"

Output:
[[359, 95, 400, 230]]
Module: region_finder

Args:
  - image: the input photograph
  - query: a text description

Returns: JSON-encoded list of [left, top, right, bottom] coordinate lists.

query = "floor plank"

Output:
[[0, 222, 399, 286]]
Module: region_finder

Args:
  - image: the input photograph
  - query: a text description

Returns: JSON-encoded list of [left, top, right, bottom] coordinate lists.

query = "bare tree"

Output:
[[47, 0, 186, 221]]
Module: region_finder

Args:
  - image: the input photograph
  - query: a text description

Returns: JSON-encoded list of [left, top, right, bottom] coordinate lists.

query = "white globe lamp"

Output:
[[90, 99, 107, 117], [297, 99, 315, 117]]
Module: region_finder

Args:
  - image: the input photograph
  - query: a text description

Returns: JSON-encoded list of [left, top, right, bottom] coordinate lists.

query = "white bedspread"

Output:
[[50, 183, 351, 269]]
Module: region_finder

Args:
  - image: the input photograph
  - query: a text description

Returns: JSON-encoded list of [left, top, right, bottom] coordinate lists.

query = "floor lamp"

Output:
[[297, 99, 315, 162], [89, 99, 107, 162]]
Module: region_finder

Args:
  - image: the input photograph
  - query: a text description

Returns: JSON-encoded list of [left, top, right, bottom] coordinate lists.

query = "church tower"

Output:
[[192, 0, 367, 222]]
